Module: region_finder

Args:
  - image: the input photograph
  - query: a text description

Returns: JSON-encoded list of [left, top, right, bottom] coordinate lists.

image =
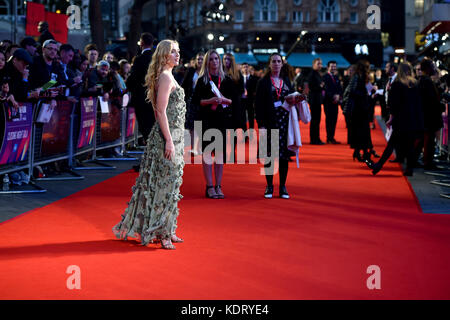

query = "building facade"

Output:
[[143, 0, 383, 67]]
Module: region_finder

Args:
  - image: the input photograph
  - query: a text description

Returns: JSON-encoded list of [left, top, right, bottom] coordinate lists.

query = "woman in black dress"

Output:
[[191, 49, 235, 199], [345, 60, 373, 162], [255, 53, 295, 199]]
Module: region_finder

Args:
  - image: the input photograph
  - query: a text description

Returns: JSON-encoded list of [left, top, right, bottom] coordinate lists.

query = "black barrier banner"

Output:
[[41, 100, 73, 157], [444, 103, 448, 147], [77, 97, 96, 149], [0, 102, 33, 165], [100, 100, 121, 144], [126, 107, 136, 138]]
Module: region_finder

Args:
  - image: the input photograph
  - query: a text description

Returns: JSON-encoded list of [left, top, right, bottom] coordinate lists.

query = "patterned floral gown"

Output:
[[113, 86, 186, 245]]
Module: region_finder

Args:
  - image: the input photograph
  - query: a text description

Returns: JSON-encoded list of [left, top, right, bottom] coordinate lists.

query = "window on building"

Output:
[[293, 0, 302, 5], [254, 0, 278, 22], [189, 4, 194, 28], [293, 11, 303, 23], [235, 10, 244, 22], [181, 6, 187, 26], [196, 1, 203, 26], [0, 0, 9, 15], [157, 2, 165, 19], [305, 11, 310, 22], [317, 0, 340, 23], [350, 12, 358, 24], [350, 0, 358, 7], [415, 0, 424, 16]]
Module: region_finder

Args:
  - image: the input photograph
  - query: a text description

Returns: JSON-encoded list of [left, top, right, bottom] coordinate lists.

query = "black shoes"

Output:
[[311, 140, 325, 145], [280, 186, 290, 199], [264, 185, 274, 199], [365, 160, 382, 175], [327, 139, 341, 144], [264, 185, 290, 199]]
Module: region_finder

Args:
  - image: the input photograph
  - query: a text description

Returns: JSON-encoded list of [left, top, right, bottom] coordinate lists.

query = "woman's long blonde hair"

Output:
[[198, 49, 225, 85], [396, 62, 417, 88], [223, 53, 240, 83], [145, 39, 178, 108]]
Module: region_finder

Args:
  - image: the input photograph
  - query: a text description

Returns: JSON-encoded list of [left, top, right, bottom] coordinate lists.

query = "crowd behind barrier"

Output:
[[0, 92, 141, 193]]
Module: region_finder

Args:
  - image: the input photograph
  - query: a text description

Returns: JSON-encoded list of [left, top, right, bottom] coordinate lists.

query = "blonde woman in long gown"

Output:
[[113, 40, 186, 250]]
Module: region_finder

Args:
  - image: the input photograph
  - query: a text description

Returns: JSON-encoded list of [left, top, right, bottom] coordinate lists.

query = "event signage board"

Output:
[[0, 102, 33, 165], [40, 100, 73, 157], [77, 97, 97, 149], [126, 107, 136, 138]]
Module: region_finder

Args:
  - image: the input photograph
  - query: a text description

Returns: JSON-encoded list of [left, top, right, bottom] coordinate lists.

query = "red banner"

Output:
[[25, 2, 45, 37], [45, 12, 68, 44]]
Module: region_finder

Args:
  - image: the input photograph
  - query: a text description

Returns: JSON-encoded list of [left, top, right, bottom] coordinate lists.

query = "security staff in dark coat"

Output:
[[307, 58, 325, 145], [323, 60, 343, 144], [126, 32, 155, 144]]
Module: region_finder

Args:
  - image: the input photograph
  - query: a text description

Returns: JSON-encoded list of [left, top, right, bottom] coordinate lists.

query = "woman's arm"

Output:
[[155, 72, 175, 160]]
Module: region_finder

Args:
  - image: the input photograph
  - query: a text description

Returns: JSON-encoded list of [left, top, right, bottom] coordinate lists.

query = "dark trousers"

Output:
[[423, 130, 438, 167], [242, 98, 255, 129], [309, 102, 322, 142], [377, 130, 418, 172], [134, 105, 155, 142], [264, 159, 289, 187], [324, 102, 339, 141]]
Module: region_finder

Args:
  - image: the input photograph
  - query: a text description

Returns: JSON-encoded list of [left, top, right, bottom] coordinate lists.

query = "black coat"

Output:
[[191, 74, 237, 130], [388, 81, 424, 136], [28, 55, 65, 90], [0, 61, 29, 102], [126, 50, 153, 110], [254, 75, 294, 129], [307, 69, 323, 106], [323, 72, 342, 105], [346, 74, 372, 150], [418, 75, 444, 132]]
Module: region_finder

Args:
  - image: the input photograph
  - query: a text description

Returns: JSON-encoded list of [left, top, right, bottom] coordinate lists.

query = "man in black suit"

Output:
[[126, 32, 155, 145], [307, 58, 325, 145], [37, 21, 55, 47], [240, 62, 258, 134], [323, 60, 343, 144]]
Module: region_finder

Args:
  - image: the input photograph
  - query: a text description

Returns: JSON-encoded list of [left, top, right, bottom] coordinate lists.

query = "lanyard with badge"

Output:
[[271, 76, 283, 108], [209, 73, 228, 108]]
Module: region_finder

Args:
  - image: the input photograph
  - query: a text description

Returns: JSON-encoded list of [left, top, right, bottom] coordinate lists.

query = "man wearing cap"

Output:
[[38, 21, 55, 46], [19, 37, 38, 58], [28, 39, 65, 90], [0, 48, 34, 101], [84, 60, 112, 101]]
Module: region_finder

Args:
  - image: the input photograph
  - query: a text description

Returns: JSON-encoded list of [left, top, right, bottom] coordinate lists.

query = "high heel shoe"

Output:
[[365, 160, 381, 175], [353, 150, 363, 162], [205, 186, 218, 199], [171, 235, 184, 243], [215, 185, 225, 199], [161, 238, 176, 250], [370, 149, 380, 158]]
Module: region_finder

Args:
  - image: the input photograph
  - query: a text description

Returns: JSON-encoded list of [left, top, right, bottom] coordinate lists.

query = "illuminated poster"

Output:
[[0, 103, 33, 165]]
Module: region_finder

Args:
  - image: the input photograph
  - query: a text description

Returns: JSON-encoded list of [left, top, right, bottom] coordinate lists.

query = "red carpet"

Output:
[[1, 108, 450, 300]]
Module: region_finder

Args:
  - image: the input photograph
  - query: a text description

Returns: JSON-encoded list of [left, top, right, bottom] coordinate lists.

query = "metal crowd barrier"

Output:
[[0, 101, 46, 194], [1, 93, 142, 194]]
